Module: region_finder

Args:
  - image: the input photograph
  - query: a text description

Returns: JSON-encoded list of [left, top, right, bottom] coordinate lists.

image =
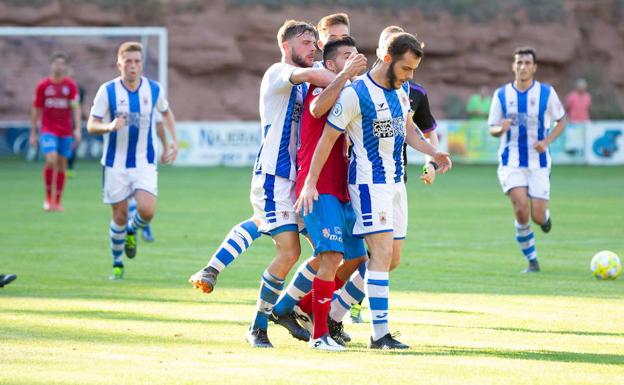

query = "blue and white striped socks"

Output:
[[366, 270, 390, 341], [128, 212, 149, 234], [208, 219, 261, 272], [515, 220, 537, 261], [110, 221, 126, 267], [252, 270, 285, 330], [273, 257, 316, 316], [330, 261, 366, 322]]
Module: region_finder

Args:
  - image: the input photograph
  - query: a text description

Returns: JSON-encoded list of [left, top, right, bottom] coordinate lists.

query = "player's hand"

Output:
[[109, 115, 127, 132], [161, 141, 178, 164], [72, 129, 81, 149], [29, 133, 38, 148], [420, 163, 436, 185], [341, 52, 367, 78], [500, 119, 512, 134], [433, 151, 452, 173], [294, 182, 319, 216], [534, 139, 549, 153]]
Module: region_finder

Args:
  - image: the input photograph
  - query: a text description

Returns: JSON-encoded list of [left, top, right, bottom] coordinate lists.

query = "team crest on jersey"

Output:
[[332, 103, 343, 117], [312, 87, 323, 96], [379, 212, 387, 225], [62, 86, 69, 95]]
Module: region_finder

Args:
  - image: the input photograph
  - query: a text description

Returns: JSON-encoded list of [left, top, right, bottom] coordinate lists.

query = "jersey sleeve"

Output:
[[487, 89, 504, 126], [156, 89, 169, 113], [68, 80, 80, 105], [33, 81, 45, 108], [411, 89, 436, 133], [268, 63, 298, 92], [547, 87, 566, 122], [326, 87, 359, 133], [90, 84, 109, 120]]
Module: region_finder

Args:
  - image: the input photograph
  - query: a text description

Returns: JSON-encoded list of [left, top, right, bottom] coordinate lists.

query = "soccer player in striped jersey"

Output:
[[488, 47, 566, 273], [297, 32, 450, 349], [188, 14, 351, 296], [242, 20, 336, 348], [30, 53, 81, 211], [87, 42, 178, 280]]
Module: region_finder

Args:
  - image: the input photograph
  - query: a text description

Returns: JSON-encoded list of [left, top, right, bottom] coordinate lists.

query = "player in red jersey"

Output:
[[292, 36, 367, 350], [30, 53, 81, 211]]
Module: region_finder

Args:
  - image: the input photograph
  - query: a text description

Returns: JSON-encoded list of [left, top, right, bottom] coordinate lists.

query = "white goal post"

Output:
[[0, 26, 168, 92]]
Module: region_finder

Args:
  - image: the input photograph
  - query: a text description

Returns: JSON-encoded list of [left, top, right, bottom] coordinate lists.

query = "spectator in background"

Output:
[[565, 78, 591, 123], [466, 85, 492, 120]]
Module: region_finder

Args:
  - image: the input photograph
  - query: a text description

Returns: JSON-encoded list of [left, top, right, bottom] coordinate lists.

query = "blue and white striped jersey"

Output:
[[91, 76, 169, 168], [327, 73, 411, 185], [488, 80, 565, 169], [254, 63, 307, 181]]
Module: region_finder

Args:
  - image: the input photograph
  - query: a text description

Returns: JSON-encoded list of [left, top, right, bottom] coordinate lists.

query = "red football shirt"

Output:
[[33, 77, 78, 137], [296, 85, 349, 203]]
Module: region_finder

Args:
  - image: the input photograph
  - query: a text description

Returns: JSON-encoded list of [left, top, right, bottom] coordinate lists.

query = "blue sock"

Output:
[[366, 270, 390, 341], [515, 220, 537, 261], [208, 219, 261, 272], [252, 270, 284, 330], [110, 221, 126, 267], [330, 260, 366, 322], [273, 258, 316, 316], [128, 212, 149, 234]]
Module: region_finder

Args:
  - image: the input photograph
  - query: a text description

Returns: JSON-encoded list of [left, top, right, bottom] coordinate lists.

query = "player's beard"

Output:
[[291, 48, 310, 68], [386, 60, 399, 89]]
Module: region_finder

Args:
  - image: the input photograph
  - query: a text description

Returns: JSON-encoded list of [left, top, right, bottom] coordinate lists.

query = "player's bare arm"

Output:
[[310, 53, 367, 118], [161, 109, 178, 163], [406, 119, 452, 170], [534, 117, 566, 153], [71, 101, 82, 147], [294, 123, 342, 216], [87, 114, 126, 135], [29, 107, 42, 147], [290, 67, 336, 89], [489, 118, 512, 137]]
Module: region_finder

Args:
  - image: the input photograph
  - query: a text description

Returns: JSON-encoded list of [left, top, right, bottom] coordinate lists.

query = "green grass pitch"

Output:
[[1, 160, 622, 385]]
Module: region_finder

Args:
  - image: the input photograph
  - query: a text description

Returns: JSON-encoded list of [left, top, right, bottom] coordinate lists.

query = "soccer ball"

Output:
[[590, 251, 622, 280]]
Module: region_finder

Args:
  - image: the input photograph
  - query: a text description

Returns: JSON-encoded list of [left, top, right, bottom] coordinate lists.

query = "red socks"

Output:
[[299, 275, 345, 315], [44, 166, 54, 203], [55, 171, 65, 205], [311, 278, 335, 339]]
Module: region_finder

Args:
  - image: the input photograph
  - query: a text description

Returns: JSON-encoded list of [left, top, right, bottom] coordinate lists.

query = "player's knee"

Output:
[[321, 251, 343, 270], [112, 212, 128, 227], [138, 209, 155, 222]]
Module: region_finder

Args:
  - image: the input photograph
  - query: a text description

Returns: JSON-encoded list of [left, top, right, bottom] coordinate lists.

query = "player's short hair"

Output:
[[317, 13, 350, 35], [323, 36, 357, 63], [277, 20, 318, 45], [514, 46, 537, 62], [117, 41, 143, 60], [51, 52, 68, 63], [386, 32, 424, 61]]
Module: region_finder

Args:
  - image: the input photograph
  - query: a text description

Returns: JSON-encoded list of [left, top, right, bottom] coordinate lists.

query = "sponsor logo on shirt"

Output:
[[373, 117, 405, 138]]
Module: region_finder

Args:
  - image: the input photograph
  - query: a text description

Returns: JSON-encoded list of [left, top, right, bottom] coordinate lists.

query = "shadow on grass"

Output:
[[0, 307, 248, 327], [410, 322, 624, 338], [345, 344, 624, 366]]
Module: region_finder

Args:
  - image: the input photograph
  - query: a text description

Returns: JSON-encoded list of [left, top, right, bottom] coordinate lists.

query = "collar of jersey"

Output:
[[511, 79, 536, 94], [120, 77, 143, 94], [366, 72, 394, 92]]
